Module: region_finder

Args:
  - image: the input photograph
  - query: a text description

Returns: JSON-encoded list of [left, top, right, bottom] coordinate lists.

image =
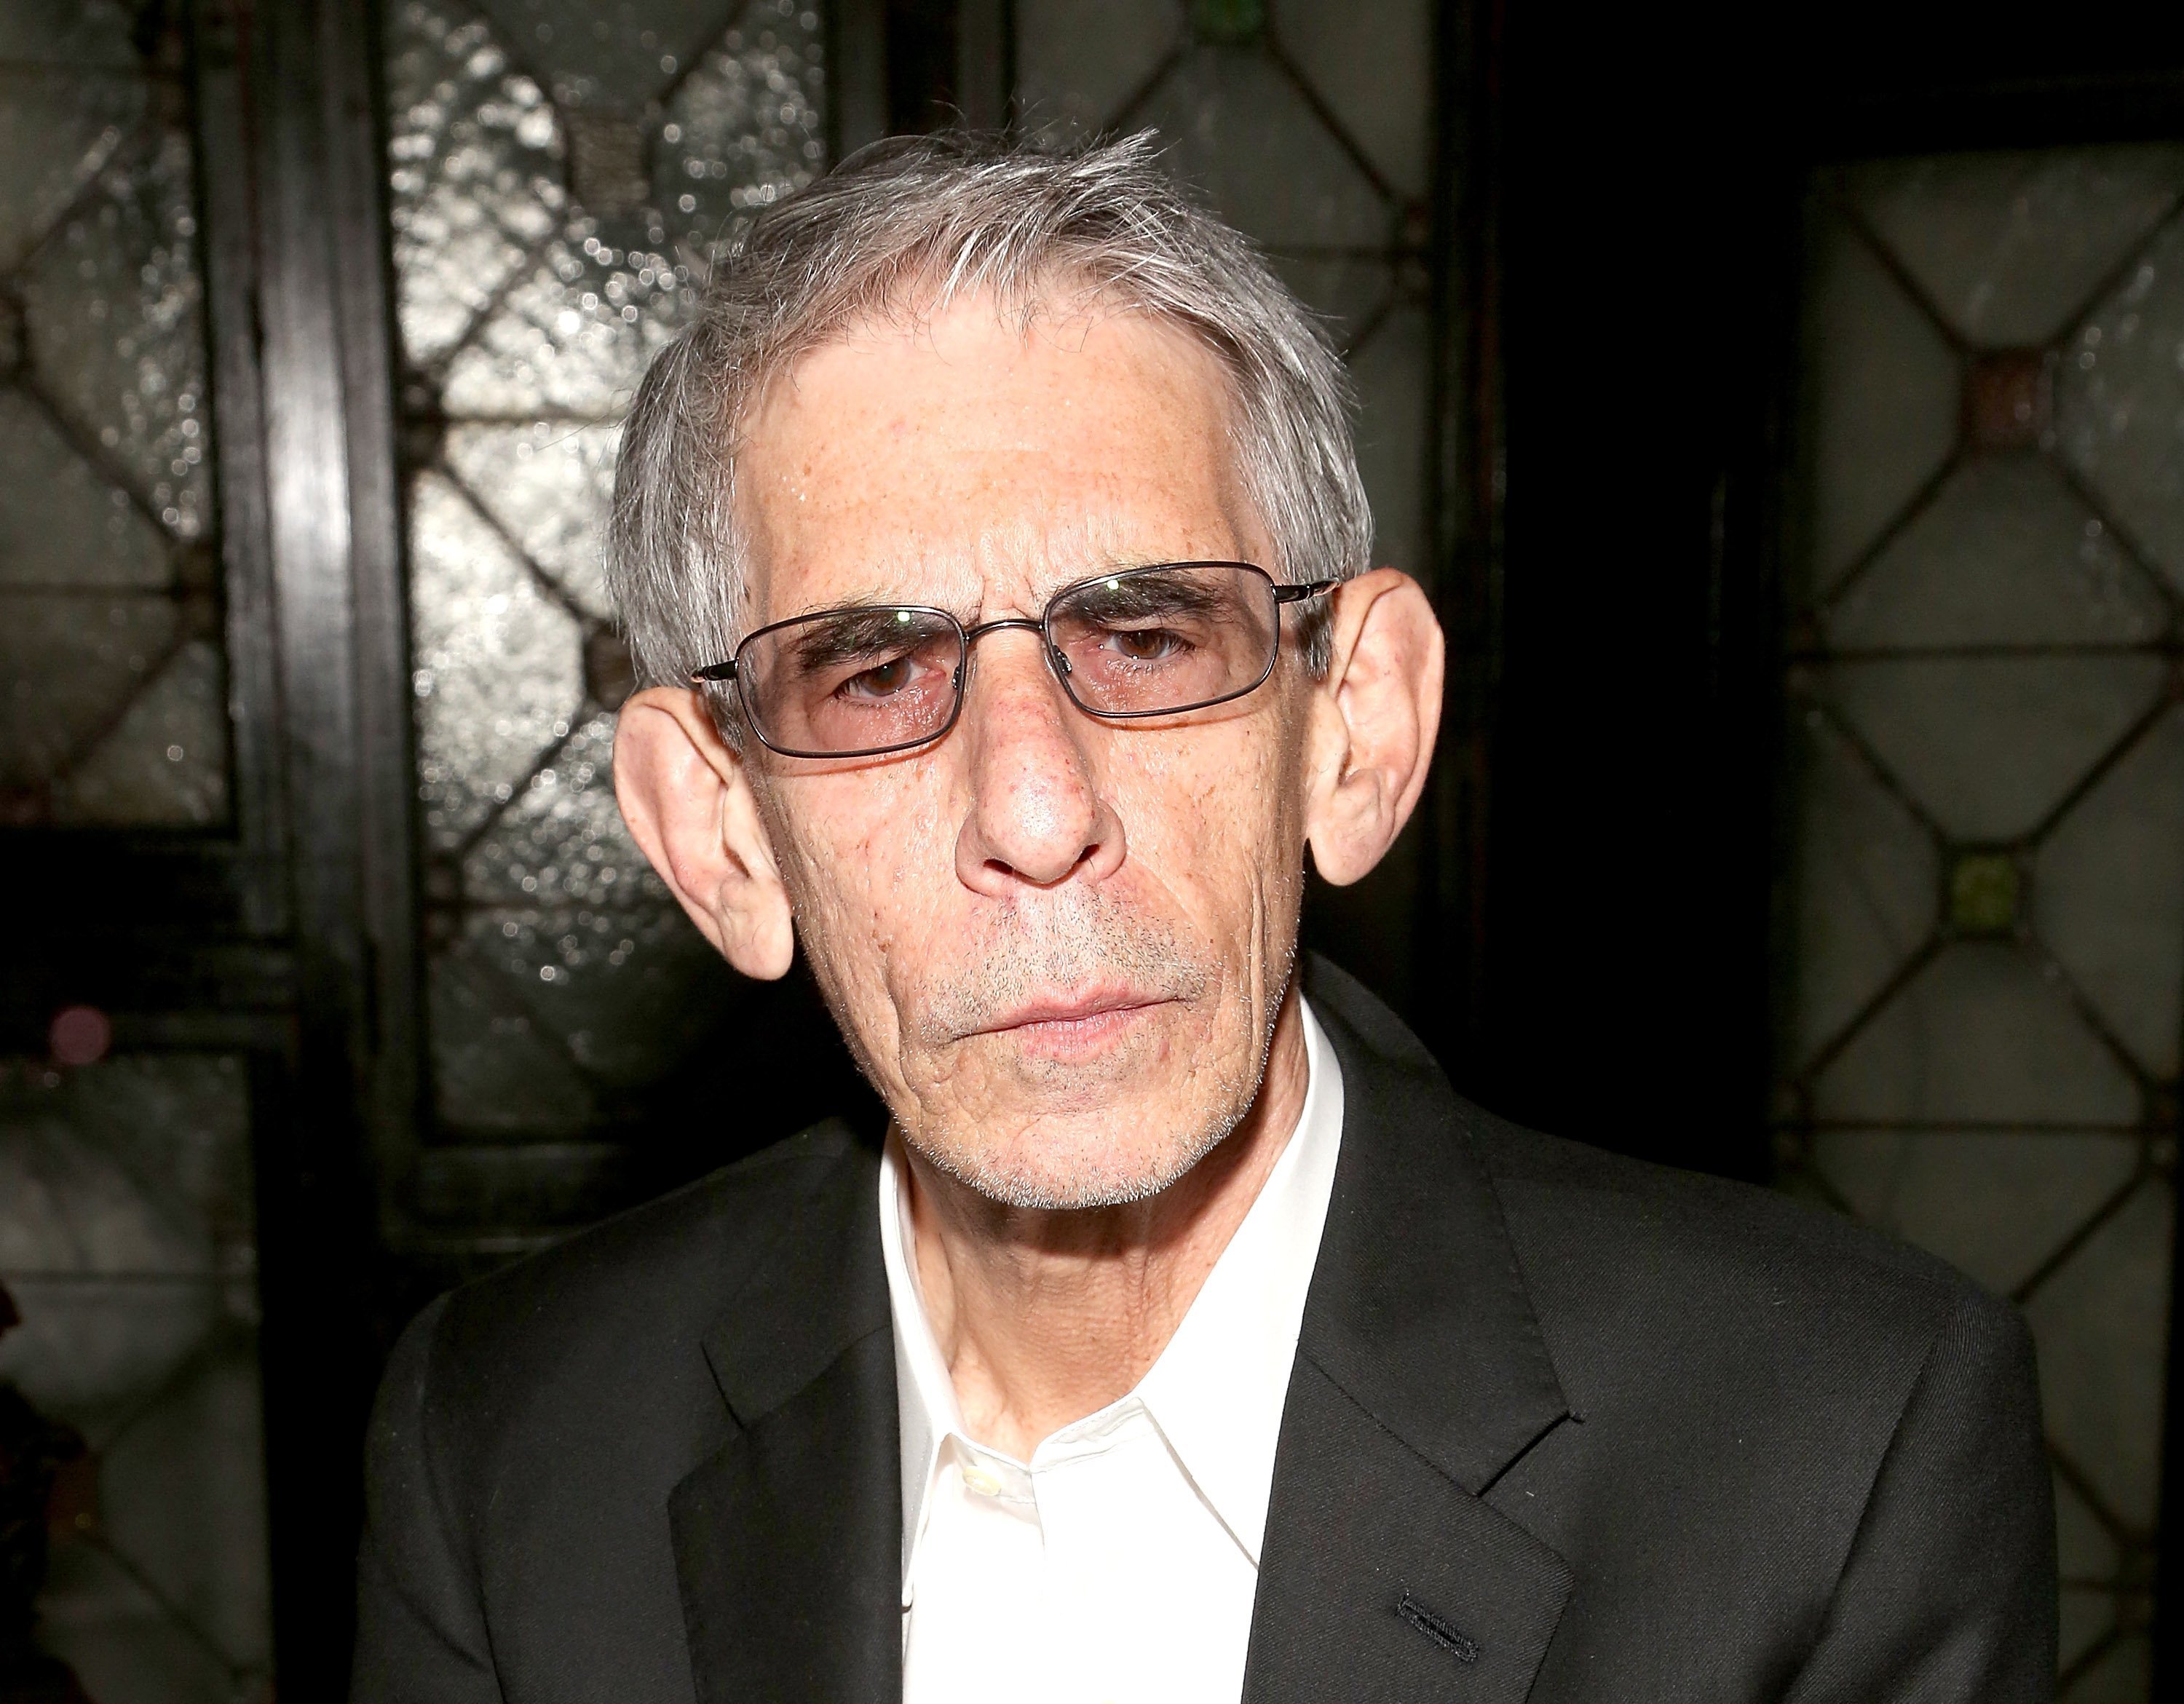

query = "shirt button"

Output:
[[960, 1463, 1003, 1497]]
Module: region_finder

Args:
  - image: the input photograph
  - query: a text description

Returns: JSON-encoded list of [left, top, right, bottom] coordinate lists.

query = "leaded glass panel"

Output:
[[1777, 146, 2184, 1699], [1, 1050, 270, 1703], [1015, 0, 1429, 518], [383, 0, 826, 1174], [0, 1, 229, 827]]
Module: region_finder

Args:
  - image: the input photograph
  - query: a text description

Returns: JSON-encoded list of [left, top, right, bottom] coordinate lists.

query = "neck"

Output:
[[901, 986, 1310, 1461]]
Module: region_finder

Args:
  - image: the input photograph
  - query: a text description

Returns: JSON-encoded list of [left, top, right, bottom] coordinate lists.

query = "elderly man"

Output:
[[352, 135, 2054, 1704]]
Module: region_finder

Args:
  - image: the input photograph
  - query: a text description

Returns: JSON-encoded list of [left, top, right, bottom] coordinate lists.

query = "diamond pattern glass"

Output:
[[1798, 219, 1962, 600], [0, 12, 228, 827], [385, 0, 825, 1158], [1851, 147, 2184, 348], [1779, 148, 2184, 1700], [2059, 214, 2184, 597], [1, 1052, 270, 1704]]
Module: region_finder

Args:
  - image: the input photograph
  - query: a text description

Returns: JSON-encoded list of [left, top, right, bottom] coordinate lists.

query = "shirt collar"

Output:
[[879, 997, 1346, 1592]]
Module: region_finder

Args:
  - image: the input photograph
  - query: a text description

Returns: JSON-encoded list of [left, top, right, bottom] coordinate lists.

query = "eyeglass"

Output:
[[689, 560, 1338, 760]]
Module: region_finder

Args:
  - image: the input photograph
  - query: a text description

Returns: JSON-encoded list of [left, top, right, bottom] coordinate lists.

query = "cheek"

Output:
[[769, 768, 956, 990], [1111, 719, 1306, 948]]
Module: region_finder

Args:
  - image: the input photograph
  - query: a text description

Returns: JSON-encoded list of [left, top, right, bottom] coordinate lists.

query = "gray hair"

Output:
[[606, 129, 1373, 702]]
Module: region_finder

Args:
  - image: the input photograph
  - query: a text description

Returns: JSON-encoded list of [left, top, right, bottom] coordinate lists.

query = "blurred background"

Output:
[[0, 0, 2179, 1697]]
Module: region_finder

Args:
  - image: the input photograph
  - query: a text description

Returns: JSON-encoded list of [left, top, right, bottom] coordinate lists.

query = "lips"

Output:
[[974, 986, 1168, 1037], [958, 986, 1179, 1064]]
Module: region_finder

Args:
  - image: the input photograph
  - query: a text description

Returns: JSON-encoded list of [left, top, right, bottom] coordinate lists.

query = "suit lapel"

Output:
[[1244, 1362, 1572, 1703], [1244, 959, 1575, 1702], [664, 968, 1572, 1704], [669, 1132, 901, 1704]]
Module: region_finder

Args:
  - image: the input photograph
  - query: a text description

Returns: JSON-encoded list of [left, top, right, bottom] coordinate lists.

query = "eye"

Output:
[[1101, 625, 1190, 663], [837, 654, 923, 700]]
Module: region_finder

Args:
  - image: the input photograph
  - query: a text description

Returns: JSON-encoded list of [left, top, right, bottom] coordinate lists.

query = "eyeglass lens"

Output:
[[737, 603, 965, 757], [735, 562, 1283, 758], [1048, 563, 1276, 715]]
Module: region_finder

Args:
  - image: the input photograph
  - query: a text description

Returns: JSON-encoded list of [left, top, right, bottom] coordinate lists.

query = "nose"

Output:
[[952, 628, 1128, 893]]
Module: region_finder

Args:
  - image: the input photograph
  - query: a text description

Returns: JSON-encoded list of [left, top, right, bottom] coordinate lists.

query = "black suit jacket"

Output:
[[352, 957, 2055, 1702]]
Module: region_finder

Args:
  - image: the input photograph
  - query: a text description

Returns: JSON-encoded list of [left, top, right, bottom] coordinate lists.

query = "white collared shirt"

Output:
[[879, 999, 1345, 1704]]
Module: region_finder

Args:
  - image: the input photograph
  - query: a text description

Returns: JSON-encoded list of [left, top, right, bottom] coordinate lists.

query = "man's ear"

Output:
[[614, 686, 796, 980], [1302, 568, 1445, 887]]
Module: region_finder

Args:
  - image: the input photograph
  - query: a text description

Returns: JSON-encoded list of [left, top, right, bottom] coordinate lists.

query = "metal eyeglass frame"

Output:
[[688, 560, 1341, 760]]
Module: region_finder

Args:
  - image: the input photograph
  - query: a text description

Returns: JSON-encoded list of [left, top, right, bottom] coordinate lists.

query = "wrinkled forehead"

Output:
[[729, 290, 1267, 627]]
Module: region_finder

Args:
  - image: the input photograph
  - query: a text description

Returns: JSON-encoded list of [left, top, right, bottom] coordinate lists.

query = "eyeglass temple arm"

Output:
[[689, 659, 738, 685], [1273, 578, 1342, 604]]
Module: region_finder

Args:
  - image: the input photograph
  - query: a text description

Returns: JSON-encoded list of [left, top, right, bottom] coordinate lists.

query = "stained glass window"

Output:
[[1018, 0, 1431, 582], [0, 0, 228, 827], [1774, 145, 2184, 1702], [382, 1, 828, 1197], [0, 5, 274, 1697], [1, 1050, 270, 1703]]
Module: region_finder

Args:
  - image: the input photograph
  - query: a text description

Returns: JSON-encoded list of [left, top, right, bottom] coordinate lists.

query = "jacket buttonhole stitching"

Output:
[[1395, 1590, 1480, 1664]]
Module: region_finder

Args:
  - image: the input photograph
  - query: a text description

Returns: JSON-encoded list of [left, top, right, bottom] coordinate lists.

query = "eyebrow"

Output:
[[783, 606, 948, 672], [764, 555, 1226, 642], [1061, 571, 1228, 622]]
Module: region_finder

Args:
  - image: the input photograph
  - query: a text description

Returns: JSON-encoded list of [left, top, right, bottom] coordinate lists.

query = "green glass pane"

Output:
[[2057, 210, 2184, 598], [1947, 851, 2020, 936], [1824, 457, 2167, 649], [1848, 146, 2184, 348], [1190, 0, 1263, 44], [1799, 213, 1961, 601], [21, 127, 214, 537], [2035, 704, 2184, 1082], [1822, 654, 2167, 841], [1812, 941, 2140, 1127], [1015, 0, 1183, 136], [1781, 710, 1939, 1074]]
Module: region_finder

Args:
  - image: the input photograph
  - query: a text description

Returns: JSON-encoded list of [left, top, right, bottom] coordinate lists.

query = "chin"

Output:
[[912, 1109, 1235, 1211]]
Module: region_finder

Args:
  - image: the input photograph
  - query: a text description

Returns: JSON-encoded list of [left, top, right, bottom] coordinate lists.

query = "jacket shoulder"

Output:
[[1469, 1106, 1979, 1305], [1460, 1102, 2021, 1427], [1305, 949, 1996, 1338], [411, 1120, 874, 1454]]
